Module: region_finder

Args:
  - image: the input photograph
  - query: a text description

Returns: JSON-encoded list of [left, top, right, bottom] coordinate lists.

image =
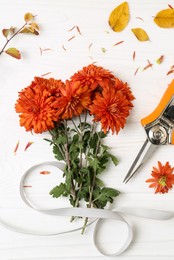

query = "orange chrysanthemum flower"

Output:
[[89, 84, 133, 134], [31, 77, 64, 97], [114, 78, 135, 104], [146, 161, 174, 194], [15, 77, 64, 133], [70, 64, 115, 90], [54, 80, 91, 119]]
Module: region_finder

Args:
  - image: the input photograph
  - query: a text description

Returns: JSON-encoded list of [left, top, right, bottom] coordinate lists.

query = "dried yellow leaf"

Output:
[[5, 47, 21, 59], [24, 13, 34, 22], [154, 9, 174, 28], [108, 2, 129, 32], [29, 22, 39, 31], [131, 28, 149, 41]]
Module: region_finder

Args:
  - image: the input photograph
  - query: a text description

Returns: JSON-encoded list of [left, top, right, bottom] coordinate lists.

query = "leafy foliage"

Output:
[[46, 117, 120, 232]]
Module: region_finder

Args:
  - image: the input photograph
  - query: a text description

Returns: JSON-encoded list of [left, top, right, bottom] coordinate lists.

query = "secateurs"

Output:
[[123, 79, 174, 183]]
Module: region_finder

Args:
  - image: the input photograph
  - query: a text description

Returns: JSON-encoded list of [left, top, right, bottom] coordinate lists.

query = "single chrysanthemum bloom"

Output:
[[70, 64, 115, 91], [15, 77, 63, 133], [146, 161, 174, 194], [53, 80, 91, 119], [89, 84, 133, 134]]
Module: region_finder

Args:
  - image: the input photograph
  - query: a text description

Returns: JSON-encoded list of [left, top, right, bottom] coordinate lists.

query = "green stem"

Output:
[[82, 127, 102, 233], [63, 120, 76, 200]]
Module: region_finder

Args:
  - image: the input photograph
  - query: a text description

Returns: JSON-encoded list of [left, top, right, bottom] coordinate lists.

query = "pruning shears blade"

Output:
[[123, 139, 157, 183]]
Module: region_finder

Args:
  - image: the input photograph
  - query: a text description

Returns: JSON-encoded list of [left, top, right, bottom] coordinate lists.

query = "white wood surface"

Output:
[[0, 0, 174, 259]]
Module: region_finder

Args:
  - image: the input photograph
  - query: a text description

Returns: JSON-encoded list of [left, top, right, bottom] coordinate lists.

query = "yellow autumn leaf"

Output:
[[131, 28, 149, 41], [5, 47, 21, 59], [20, 25, 39, 35], [108, 2, 129, 32], [29, 22, 39, 31], [24, 13, 34, 22], [154, 8, 174, 28]]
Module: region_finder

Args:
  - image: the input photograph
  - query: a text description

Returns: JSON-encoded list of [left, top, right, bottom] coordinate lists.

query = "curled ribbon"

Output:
[[1, 161, 174, 256]]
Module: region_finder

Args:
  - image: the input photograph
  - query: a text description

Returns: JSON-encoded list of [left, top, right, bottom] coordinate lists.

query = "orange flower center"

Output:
[[158, 175, 167, 187], [108, 103, 118, 113]]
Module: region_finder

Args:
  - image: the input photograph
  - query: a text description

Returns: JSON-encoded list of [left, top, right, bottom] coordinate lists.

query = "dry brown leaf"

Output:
[[108, 2, 129, 32], [131, 28, 149, 41], [154, 8, 174, 28]]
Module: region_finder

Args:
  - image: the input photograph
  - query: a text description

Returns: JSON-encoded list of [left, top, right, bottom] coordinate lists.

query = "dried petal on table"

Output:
[[113, 40, 124, 46], [76, 26, 81, 35], [134, 67, 139, 76], [108, 2, 130, 32], [154, 8, 174, 28], [41, 72, 52, 77], [40, 171, 51, 175], [143, 60, 153, 71], [168, 4, 173, 9], [136, 16, 144, 22], [133, 51, 136, 61], [156, 55, 164, 64], [14, 140, 20, 155], [68, 35, 76, 41], [131, 28, 149, 41], [24, 141, 34, 151]]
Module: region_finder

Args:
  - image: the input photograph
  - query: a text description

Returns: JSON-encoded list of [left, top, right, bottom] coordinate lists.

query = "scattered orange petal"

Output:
[[40, 171, 51, 175], [156, 55, 164, 64], [88, 43, 93, 50], [134, 67, 139, 76], [143, 60, 153, 71], [68, 35, 76, 41], [41, 72, 52, 77], [136, 16, 144, 22], [76, 26, 81, 35], [113, 40, 124, 46], [68, 25, 75, 32], [62, 45, 67, 51], [133, 51, 136, 61], [14, 140, 20, 155], [24, 141, 34, 151], [167, 69, 174, 75], [39, 48, 52, 56], [168, 4, 173, 9]]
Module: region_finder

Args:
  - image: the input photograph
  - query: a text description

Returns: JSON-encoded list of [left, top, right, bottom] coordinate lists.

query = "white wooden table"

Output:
[[0, 0, 174, 259]]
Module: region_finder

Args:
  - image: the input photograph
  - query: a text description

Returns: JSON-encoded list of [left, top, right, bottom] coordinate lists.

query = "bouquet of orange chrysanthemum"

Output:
[[15, 64, 134, 233]]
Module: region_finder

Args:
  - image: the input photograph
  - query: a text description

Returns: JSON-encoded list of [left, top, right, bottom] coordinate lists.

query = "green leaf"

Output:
[[49, 183, 67, 198], [95, 177, 104, 187], [99, 187, 120, 202], [55, 134, 67, 145], [89, 132, 99, 149], [109, 154, 119, 166], [5, 47, 21, 59], [53, 145, 64, 161]]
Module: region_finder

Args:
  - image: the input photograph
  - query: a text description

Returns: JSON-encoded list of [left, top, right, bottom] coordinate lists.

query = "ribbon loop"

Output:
[[0, 161, 173, 256]]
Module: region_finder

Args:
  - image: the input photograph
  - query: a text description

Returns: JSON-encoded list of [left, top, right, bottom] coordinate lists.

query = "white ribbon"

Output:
[[1, 161, 174, 256]]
